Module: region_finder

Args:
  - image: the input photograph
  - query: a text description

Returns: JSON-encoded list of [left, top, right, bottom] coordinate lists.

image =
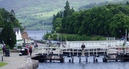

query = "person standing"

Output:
[[29, 46, 32, 56], [81, 43, 85, 50], [2, 46, 6, 55], [81, 43, 85, 56]]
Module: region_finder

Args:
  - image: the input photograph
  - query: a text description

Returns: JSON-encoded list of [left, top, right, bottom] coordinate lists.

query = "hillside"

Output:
[[53, 3, 129, 38], [0, 0, 125, 30]]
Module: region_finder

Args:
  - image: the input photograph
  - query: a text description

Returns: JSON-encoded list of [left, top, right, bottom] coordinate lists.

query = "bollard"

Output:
[[79, 57, 81, 63], [69, 59, 71, 62], [86, 57, 88, 62], [72, 57, 74, 63], [2, 56, 3, 61], [96, 59, 98, 62]]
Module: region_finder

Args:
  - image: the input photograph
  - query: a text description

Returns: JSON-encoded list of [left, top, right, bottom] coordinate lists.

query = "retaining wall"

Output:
[[17, 60, 39, 69]]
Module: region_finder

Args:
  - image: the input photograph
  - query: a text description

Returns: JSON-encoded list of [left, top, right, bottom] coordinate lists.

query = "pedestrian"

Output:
[[2, 46, 6, 55], [81, 43, 85, 56], [81, 43, 85, 50], [29, 46, 32, 56]]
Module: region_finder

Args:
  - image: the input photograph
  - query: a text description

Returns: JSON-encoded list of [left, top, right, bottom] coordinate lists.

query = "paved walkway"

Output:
[[0, 53, 31, 69], [0, 43, 46, 69]]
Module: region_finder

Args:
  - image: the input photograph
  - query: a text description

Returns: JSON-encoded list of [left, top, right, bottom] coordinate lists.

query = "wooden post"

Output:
[[86, 57, 88, 62], [50, 56, 52, 62], [77, 48, 78, 56], [2, 56, 3, 61], [72, 57, 74, 63], [93, 56, 95, 62], [79, 57, 81, 63]]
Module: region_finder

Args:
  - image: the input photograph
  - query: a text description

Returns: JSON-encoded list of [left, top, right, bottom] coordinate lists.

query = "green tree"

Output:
[[64, 1, 70, 17], [1, 23, 16, 49], [126, 1, 129, 5], [11, 9, 15, 17], [0, 14, 4, 27], [53, 18, 62, 31]]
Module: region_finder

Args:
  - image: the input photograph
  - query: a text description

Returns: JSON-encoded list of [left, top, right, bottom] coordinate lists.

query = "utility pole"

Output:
[[125, 29, 127, 43]]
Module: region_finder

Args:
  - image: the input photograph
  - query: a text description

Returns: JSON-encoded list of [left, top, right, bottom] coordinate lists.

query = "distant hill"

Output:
[[79, 0, 128, 10], [0, 0, 125, 30]]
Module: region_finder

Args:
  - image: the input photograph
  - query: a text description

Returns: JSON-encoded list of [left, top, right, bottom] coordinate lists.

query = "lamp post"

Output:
[[7, 17, 10, 49], [7, 17, 10, 57]]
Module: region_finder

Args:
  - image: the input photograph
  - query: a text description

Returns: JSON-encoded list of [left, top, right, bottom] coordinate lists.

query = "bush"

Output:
[[50, 34, 52, 38], [6, 45, 9, 49], [51, 30, 55, 34], [43, 33, 51, 40], [0, 48, 2, 51], [53, 34, 57, 40], [97, 36, 101, 40]]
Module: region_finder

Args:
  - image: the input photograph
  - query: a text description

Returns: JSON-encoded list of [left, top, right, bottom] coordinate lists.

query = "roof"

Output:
[[21, 32, 28, 39], [13, 28, 20, 33]]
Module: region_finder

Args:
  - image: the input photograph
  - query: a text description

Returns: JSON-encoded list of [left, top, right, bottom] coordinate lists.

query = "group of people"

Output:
[[2, 45, 32, 56], [26, 45, 32, 56]]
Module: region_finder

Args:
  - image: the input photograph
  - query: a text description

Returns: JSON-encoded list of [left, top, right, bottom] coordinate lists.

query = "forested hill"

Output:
[[53, 2, 129, 38], [0, 8, 23, 31], [0, 0, 125, 30], [79, 0, 127, 10]]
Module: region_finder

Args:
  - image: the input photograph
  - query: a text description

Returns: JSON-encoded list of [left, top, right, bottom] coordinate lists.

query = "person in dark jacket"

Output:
[[2, 46, 6, 55], [81, 43, 85, 50], [29, 46, 32, 56]]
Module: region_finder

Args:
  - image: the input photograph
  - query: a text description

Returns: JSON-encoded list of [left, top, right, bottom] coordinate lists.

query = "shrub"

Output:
[[51, 30, 55, 34], [53, 34, 57, 40], [0, 48, 2, 51], [18, 46, 22, 49], [43, 33, 51, 40]]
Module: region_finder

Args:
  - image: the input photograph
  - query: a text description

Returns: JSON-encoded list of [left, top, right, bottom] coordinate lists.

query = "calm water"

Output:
[[27, 30, 129, 69], [26, 30, 51, 40], [37, 56, 129, 69]]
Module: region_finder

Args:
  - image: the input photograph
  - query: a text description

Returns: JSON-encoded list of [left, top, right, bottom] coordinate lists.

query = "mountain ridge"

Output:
[[0, 0, 125, 30]]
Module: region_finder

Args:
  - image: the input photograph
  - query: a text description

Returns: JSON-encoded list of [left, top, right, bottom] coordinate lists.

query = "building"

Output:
[[21, 27, 31, 45]]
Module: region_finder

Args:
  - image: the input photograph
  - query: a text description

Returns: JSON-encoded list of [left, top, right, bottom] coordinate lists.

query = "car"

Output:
[[25, 45, 30, 48]]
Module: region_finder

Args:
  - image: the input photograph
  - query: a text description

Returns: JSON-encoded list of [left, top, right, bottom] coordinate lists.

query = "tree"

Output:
[[64, 1, 70, 17], [11, 9, 15, 17], [0, 14, 4, 27], [126, 1, 129, 5], [1, 23, 16, 49], [53, 18, 62, 31]]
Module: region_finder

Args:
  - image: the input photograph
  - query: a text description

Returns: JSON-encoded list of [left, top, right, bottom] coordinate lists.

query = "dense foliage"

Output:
[[52, 1, 75, 32], [0, 8, 23, 46], [1, 23, 16, 49], [0, 0, 125, 30], [0, 8, 23, 31], [53, 2, 129, 38], [43, 33, 106, 41]]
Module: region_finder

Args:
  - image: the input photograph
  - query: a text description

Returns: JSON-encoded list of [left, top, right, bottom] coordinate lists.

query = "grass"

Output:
[[0, 48, 2, 51], [0, 62, 8, 68], [58, 33, 106, 41]]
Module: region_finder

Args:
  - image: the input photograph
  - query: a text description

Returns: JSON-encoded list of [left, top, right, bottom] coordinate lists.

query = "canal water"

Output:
[[36, 56, 129, 69], [26, 30, 51, 40], [26, 30, 129, 69]]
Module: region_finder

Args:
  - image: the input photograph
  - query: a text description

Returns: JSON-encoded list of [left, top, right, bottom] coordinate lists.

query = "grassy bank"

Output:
[[0, 62, 8, 67], [0, 48, 2, 51], [59, 33, 106, 41], [44, 33, 106, 41]]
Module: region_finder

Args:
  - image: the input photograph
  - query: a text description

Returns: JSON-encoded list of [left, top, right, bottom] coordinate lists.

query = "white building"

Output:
[[0, 28, 24, 46], [13, 28, 24, 46]]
